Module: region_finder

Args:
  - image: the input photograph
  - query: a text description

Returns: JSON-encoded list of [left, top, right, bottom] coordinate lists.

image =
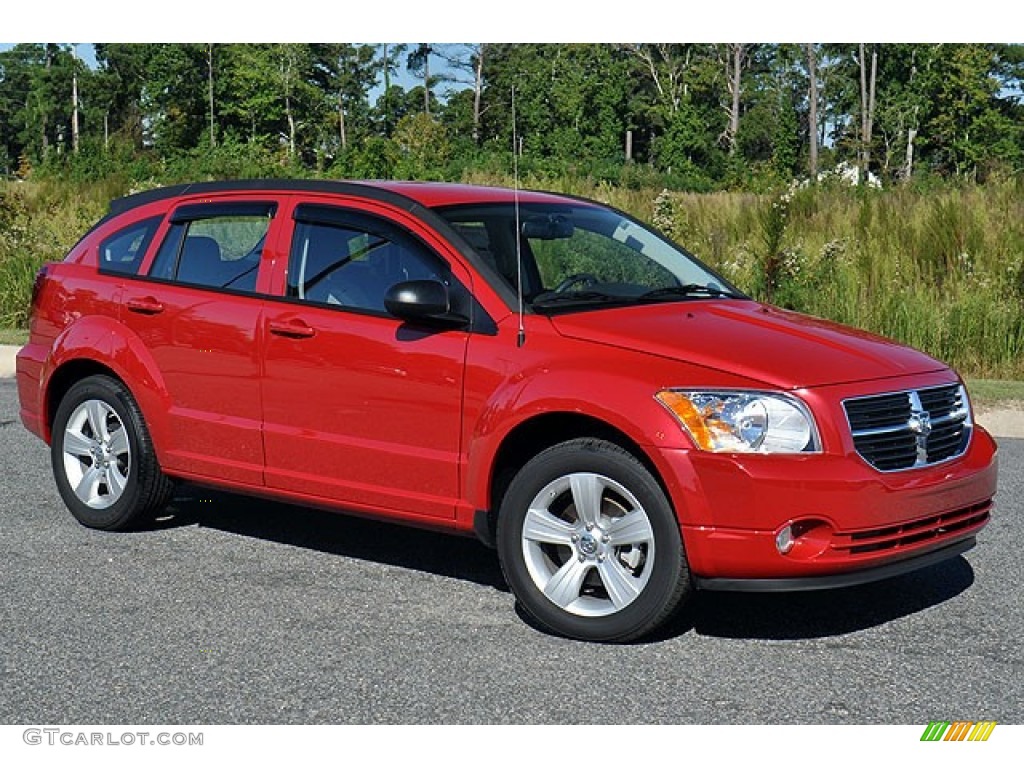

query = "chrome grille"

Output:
[[843, 384, 972, 471]]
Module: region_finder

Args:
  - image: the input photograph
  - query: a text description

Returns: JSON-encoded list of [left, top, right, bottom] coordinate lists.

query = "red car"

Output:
[[16, 180, 998, 642]]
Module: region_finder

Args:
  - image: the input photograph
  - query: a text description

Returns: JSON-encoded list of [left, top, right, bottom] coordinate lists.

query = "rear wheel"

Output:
[[497, 438, 691, 642], [51, 375, 173, 530]]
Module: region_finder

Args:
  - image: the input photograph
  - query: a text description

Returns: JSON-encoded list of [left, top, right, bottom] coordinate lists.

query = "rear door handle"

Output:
[[268, 319, 316, 339], [126, 297, 165, 315]]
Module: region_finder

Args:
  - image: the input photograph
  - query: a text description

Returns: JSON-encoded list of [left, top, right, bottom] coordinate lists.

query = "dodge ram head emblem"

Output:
[[908, 392, 933, 464]]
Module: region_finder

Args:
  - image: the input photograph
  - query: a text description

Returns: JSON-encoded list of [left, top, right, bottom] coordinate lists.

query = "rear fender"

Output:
[[42, 316, 172, 458]]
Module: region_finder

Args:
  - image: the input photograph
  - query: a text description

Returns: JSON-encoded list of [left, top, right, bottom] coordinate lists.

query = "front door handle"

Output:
[[126, 297, 165, 315], [269, 319, 316, 339]]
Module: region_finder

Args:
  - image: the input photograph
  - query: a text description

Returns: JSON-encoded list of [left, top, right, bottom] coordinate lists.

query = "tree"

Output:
[[806, 44, 819, 179], [406, 44, 436, 115], [311, 43, 378, 154], [206, 44, 217, 147], [392, 112, 451, 178], [858, 43, 879, 180], [378, 44, 408, 137], [93, 43, 156, 148], [923, 44, 1022, 178], [142, 44, 211, 151], [719, 44, 753, 156], [623, 44, 721, 168], [435, 43, 489, 145]]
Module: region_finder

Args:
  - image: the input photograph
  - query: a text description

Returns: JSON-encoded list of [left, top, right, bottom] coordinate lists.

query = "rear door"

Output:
[[121, 198, 281, 485], [261, 198, 473, 520]]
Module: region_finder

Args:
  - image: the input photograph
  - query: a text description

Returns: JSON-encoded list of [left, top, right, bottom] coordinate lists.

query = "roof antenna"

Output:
[[512, 86, 526, 348]]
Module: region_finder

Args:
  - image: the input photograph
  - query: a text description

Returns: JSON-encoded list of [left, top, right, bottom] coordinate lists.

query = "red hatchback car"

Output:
[[17, 180, 998, 642]]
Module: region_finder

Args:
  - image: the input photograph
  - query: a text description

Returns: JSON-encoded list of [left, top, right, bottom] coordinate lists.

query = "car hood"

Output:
[[549, 300, 948, 389]]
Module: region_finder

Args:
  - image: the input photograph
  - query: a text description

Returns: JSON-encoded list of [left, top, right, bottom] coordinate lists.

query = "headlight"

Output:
[[655, 390, 820, 453]]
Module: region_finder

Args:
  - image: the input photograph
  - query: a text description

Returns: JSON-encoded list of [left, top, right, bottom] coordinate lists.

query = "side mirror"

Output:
[[384, 280, 469, 328]]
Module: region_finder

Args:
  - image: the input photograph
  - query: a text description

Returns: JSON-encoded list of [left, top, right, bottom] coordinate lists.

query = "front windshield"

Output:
[[435, 202, 742, 311]]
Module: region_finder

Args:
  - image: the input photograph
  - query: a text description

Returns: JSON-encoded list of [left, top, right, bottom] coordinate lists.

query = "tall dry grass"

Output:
[[3, 175, 1022, 378]]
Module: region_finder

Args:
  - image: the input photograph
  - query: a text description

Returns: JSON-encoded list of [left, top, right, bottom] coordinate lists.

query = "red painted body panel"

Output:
[[551, 301, 947, 389], [261, 302, 468, 518], [16, 180, 998, 593], [118, 283, 266, 484]]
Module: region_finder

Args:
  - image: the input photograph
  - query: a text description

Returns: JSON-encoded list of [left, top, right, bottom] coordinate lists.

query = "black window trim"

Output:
[[170, 201, 278, 223]]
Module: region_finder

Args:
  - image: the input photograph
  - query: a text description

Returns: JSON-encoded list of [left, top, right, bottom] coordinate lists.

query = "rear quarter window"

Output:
[[98, 217, 162, 275]]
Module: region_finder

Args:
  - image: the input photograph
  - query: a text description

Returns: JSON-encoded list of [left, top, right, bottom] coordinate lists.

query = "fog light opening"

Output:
[[775, 525, 795, 555]]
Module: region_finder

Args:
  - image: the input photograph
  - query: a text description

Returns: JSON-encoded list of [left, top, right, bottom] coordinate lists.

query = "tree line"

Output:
[[1, 43, 1022, 188]]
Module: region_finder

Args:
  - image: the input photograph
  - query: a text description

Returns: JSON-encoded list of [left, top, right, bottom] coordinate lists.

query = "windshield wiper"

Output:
[[530, 290, 632, 309], [639, 284, 736, 301]]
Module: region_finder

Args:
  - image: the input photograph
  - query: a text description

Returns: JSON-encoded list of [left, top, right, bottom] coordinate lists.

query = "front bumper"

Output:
[[657, 424, 997, 585], [695, 536, 977, 592]]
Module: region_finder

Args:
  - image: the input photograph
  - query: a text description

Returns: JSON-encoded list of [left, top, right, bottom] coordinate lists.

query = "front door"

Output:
[[261, 202, 470, 519]]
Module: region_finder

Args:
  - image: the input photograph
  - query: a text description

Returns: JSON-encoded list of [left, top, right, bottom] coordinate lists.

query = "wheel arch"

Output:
[[475, 411, 676, 548], [46, 359, 124, 438], [41, 317, 172, 456]]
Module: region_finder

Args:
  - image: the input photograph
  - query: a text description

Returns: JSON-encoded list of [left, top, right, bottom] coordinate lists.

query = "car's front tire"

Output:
[[496, 438, 692, 642], [51, 375, 173, 530]]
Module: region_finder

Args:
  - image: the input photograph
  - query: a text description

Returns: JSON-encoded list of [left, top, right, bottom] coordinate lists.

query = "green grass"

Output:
[[966, 379, 1024, 407], [0, 327, 27, 345], [0, 327, 28, 345]]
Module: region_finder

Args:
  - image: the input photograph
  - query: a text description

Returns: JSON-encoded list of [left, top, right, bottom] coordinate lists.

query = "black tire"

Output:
[[496, 438, 691, 642], [50, 375, 173, 530]]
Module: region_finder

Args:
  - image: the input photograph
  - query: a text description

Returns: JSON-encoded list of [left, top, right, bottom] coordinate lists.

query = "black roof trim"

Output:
[[107, 179, 414, 217]]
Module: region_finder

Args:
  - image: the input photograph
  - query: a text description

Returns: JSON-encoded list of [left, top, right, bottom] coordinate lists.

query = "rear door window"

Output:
[[148, 202, 276, 293]]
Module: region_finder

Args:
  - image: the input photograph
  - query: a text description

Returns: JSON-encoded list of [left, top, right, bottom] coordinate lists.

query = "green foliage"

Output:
[[923, 44, 1022, 178], [391, 113, 452, 180], [4, 43, 1023, 186], [0, 180, 106, 326], [653, 97, 720, 189]]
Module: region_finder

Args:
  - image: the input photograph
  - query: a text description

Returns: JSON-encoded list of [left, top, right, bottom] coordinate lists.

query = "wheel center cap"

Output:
[[579, 534, 599, 557]]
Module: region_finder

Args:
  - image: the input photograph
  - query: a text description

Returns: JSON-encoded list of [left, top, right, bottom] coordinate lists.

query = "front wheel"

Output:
[[496, 438, 691, 642], [51, 375, 173, 530]]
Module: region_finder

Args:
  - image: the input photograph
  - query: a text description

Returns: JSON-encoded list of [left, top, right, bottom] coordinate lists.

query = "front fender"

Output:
[[461, 347, 718, 519]]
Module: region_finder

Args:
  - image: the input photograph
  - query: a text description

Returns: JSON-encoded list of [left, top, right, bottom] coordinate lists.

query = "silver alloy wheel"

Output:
[[521, 472, 655, 617], [61, 399, 131, 509]]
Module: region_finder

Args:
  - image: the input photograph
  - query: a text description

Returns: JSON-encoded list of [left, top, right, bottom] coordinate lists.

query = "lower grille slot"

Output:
[[836, 501, 992, 555]]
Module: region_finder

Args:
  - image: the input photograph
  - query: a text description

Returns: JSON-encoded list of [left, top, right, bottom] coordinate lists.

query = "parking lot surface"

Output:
[[1, 379, 1020, 724]]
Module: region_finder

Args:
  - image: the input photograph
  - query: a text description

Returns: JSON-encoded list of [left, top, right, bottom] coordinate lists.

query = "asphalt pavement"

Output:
[[1, 377, 1020, 724]]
